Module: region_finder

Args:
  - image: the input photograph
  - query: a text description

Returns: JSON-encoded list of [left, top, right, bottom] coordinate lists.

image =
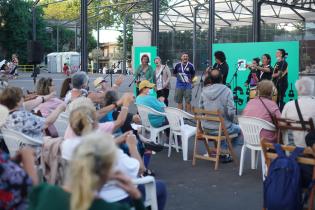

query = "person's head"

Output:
[[204, 69, 223, 85], [305, 131, 315, 148], [104, 90, 118, 106], [64, 63, 67, 66], [181, 53, 189, 63], [276, 49, 287, 61], [0, 86, 24, 110], [72, 72, 89, 90], [138, 80, 155, 95], [252, 57, 260, 66], [141, 54, 150, 65], [214, 51, 226, 64], [262, 54, 271, 65], [60, 78, 72, 98], [36, 77, 55, 96], [257, 80, 275, 99], [93, 77, 108, 91], [295, 77, 314, 96], [69, 106, 97, 136], [154, 57, 161, 66], [69, 132, 117, 210], [12, 54, 17, 59]]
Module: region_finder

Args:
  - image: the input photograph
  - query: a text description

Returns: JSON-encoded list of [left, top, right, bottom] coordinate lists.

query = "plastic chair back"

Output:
[[1, 128, 43, 156], [136, 104, 166, 128], [165, 107, 193, 132], [238, 116, 276, 146], [132, 176, 158, 210]]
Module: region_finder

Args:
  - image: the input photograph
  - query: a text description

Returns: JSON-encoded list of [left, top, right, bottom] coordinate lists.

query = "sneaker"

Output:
[[220, 154, 233, 163]]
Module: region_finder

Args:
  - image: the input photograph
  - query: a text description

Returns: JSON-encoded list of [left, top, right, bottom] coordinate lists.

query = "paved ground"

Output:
[[8, 72, 263, 210]]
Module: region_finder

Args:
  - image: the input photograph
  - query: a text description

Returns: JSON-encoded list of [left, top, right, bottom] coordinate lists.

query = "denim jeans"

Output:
[[204, 123, 243, 150]]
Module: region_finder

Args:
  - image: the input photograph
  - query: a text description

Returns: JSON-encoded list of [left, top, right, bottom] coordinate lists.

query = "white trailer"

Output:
[[47, 52, 80, 73]]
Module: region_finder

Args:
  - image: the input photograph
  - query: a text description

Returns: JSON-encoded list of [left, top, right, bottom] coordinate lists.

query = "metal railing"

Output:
[[18, 65, 34, 72]]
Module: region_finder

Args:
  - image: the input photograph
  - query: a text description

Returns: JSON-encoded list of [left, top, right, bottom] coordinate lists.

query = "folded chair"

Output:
[[261, 139, 315, 210], [165, 107, 196, 161], [192, 108, 238, 170]]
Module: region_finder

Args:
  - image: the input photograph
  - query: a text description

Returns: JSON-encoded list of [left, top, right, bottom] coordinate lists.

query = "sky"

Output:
[[92, 29, 121, 43]]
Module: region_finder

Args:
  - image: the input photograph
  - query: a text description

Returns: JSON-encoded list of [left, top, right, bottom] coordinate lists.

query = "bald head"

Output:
[[204, 69, 223, 86]]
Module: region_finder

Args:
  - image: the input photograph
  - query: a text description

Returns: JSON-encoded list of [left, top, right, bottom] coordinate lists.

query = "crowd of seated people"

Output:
[[0, 71, 167, 210]]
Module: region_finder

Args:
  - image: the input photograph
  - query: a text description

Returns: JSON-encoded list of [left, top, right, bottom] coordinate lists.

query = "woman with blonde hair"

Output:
[[28, 132, 145, 210]]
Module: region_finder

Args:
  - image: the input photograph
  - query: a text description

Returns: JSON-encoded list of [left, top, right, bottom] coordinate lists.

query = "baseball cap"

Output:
[[93, 77, 107, 88], [139, 80, 155, 91]]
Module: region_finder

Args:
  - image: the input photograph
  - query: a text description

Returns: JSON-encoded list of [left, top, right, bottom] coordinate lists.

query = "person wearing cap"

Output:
[[136, 80, 167, 128]]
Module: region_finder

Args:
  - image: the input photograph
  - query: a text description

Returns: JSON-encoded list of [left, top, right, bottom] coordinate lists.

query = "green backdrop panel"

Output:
[[213, 41, 299, 110], [132, 46, 157, 96]]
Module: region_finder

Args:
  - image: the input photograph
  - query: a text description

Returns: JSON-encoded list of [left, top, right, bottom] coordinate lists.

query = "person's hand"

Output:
[[111, 171, 142, 200], [114, 75, 124, 87], [114, 131, 133, 145], [122, 92, 134, 106], [272, 73, 278, 78], [158, 96, 165, 102], [132, 114, 141, 124]]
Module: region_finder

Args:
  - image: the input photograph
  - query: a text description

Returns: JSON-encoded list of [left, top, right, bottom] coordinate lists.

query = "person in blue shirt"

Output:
[[173, 53, 195, 112], [136, 80, 167, 128]]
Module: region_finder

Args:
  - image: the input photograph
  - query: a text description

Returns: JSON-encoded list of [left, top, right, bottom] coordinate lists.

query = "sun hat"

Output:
[[139, 80, 155, 91]]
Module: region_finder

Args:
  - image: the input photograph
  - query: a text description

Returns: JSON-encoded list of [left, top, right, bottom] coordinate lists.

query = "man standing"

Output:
[[213, 51, 229, 84], [173, 53, 195, 112]]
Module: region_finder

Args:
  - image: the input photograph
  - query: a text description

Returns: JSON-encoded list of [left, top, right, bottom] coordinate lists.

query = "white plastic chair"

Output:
[[132, 176, 158, 210], [54, 116, 69, 137], [165, 107, 196, 161], [238, 116, 276, 179], [136, 104, 169, 144], [1, 128, 43, 157]]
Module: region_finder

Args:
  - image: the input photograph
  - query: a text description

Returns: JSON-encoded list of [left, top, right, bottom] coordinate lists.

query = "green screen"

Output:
[[213, 41, 299, 109]]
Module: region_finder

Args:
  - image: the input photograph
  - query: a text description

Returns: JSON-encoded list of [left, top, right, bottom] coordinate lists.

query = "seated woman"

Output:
[[0, 87, 66, 141], [35, 77, 64, 117], [61, 107, 145, 204], [29, 132, 146, 210], [60, 78, 72, 100], [135, 80, 167, 128], [64, 96, 133, 139], [242, 80, 281, 142]]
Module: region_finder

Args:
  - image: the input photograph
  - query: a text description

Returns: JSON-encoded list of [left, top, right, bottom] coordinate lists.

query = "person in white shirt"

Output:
[[282, 77, 315, 147]]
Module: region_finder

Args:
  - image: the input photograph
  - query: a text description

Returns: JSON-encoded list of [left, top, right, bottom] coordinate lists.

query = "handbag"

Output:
[[258, 97, 277, 125]]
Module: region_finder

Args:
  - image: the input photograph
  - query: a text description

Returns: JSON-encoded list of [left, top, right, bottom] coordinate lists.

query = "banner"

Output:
[[213, 41, 299, 109]]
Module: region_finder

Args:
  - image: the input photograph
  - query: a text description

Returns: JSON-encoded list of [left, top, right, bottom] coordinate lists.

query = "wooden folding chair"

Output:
[[274, 117, 314, 144], [261, 139, 315, 210], [192, 108, 238, 170]]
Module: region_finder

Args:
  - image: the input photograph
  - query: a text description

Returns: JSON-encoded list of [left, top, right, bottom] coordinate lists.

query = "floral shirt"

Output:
[[0, 152, 32, 210], [6, 110, 45, 140]]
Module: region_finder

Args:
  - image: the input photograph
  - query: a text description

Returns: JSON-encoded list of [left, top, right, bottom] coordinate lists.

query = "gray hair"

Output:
[[295, 77, 314, 96], [72, 72, 89, 89]]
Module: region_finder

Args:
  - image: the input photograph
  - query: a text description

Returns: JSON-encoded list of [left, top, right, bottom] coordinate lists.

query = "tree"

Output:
[[0, 0, 52, 63]]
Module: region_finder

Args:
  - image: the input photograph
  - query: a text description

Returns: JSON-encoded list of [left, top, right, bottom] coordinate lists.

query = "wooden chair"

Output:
[[274, 117, 314, 144], [192, 108, 238, 170], [261, 139, 315, 210]]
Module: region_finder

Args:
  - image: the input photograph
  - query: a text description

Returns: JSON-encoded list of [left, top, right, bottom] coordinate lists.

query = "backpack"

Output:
[[263, 144, 304, 210]]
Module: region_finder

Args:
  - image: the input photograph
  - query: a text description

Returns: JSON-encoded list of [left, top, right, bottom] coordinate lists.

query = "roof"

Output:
[[133, 0, 315, 32]]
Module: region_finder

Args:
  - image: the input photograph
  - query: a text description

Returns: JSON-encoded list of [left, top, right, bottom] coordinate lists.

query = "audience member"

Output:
[[0, 87, 66, 140], [199, 69, 242, 162], [29, 132, 145, 210], [60, 78, 72, 99], [35, 77, 64, 117], [282, 77, 315, 147], [243, 80, 281, 142], [136, 80, 167, 128]]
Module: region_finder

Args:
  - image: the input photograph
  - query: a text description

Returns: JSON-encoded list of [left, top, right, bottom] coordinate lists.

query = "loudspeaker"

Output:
[[27, 40, 44, 64]]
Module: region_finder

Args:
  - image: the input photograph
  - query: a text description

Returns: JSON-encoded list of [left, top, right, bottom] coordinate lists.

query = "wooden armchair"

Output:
[[192, 108, 238, 170], [274, 117, 314, 144], [261, 139, 315, 210]]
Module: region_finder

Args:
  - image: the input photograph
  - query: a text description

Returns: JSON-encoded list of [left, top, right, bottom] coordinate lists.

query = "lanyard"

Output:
[[181, 62, 189, 73]]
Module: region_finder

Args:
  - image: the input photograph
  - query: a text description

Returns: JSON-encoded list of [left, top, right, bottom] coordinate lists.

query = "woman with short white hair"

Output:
[[282, 77, 315, 147]]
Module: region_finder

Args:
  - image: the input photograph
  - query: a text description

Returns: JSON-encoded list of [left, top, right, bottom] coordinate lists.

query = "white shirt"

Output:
[[281, 96, 315, 147], [61, 137, 140, 202]]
